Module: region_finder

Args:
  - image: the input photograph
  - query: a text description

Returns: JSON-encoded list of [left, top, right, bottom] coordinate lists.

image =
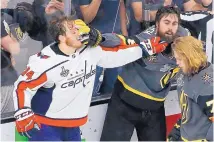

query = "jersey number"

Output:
[[206, 100, 214, 113], [180, 91, 189, 124], [21, 67, 34, 80]]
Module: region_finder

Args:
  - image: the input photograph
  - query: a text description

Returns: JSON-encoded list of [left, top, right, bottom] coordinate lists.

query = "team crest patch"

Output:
[[37, 52, 50, 59], [147, 55, 157, 62], [202, 73, 213, 84], [177, 73, 184, 87], [160, 64, 171, 72]]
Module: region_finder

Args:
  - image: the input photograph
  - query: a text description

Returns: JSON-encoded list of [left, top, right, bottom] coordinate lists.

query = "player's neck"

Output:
[[58, 43, 76, 55]]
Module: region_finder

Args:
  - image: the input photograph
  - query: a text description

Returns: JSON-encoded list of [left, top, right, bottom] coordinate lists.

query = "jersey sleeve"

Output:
[[181, 11, 210, 22], [96, 43, 142, 68], [180, 11, 210, 37], [197, 94, 214, 140], [13, 58, 49, 110], [160, 67, 180, 88]]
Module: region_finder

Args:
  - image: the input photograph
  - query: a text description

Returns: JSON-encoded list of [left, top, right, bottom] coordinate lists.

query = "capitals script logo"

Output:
[[61, 61, 96, 88]]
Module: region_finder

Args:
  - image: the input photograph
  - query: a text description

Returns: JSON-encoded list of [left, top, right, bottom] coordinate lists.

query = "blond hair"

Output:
[[172, 36, 207, 75]]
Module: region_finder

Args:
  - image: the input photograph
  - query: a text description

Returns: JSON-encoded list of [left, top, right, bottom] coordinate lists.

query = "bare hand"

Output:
[[45, 0, 64, 15]]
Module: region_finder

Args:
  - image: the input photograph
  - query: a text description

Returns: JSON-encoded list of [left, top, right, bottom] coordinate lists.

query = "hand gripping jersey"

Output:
[[176, 63, 213, 141], [181, 11, 214, 62], [102, 26, 190, 110], [13, 37, 143, 127]]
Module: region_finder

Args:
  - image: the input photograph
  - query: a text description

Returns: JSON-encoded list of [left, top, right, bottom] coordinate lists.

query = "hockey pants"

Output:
[[29, 124, 81, 141]]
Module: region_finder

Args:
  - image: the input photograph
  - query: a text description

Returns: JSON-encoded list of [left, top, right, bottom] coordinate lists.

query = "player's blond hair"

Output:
[[172, 36, 207, 75]]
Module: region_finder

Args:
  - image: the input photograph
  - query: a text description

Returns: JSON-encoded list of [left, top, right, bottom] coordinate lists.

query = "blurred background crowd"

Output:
[[1, 0, 213, 118]]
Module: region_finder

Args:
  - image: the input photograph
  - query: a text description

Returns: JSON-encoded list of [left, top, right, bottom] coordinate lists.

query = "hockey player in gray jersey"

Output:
[[100, 6, 190, 141], [168, 36, 213, 141]]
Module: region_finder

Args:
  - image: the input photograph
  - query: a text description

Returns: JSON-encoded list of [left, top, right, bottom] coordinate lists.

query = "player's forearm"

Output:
[[80, 0, 102, 24], [1, 35, 20, 55], [132, 2, 142, 22], [183, 0, 197, 11], [98, 45, 142, 68]]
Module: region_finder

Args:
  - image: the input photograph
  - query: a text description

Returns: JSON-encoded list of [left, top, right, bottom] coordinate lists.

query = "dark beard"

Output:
[[157, 29, 177, 43]]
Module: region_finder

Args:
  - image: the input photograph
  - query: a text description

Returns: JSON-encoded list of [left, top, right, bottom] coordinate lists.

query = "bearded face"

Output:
[[156, 14, 179, 43]]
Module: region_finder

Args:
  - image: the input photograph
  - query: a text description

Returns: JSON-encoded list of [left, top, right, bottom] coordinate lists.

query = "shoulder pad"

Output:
[[176, 26, 190, 37], [28, 46, 57, 73], [184, 65, 213, 100], [136, 25, 156, 41]]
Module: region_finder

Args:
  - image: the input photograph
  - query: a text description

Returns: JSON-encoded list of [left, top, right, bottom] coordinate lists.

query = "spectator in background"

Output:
[[192, 0, 213, 11], [78, 0, 128, 96], [126, 0, 142, 36], [127, 0, 207, 35], [168, 0, 199, 11], [1, 0, 65, 47], [128, 0, 173, 35], [1, 0, 21, 115]]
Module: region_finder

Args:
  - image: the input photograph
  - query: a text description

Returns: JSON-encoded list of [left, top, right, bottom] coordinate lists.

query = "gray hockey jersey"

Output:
[[176, 63, 213, 141], [111, 25, 190, 110]]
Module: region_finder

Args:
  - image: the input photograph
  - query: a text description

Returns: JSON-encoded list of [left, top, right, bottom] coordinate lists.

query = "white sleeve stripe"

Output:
[[181, 13, 208, 21]]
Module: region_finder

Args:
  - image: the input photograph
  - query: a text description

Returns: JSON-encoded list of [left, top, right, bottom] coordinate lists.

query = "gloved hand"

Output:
[[140, 36, 168, 56], [167, 122, 181, 141], [115, 35, 167, 56], [74, 19, 102, 47], [14, 107, 41, 138]]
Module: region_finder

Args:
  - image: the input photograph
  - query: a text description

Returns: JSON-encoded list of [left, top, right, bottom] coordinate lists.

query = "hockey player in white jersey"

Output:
[[12, 15, 168, 141]]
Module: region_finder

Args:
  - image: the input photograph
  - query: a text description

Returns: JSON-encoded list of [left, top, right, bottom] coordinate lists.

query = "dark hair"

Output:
[[48, 14, 75, 42], [16, 2, 34, 33], [155, 6, 181, 25]]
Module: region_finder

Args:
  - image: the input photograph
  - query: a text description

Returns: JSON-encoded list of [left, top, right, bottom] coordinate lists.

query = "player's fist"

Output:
[[167, 123, 181, 141], [74, 19, 102, 47], [140, 36, 168, 56], [14, 107, 41, 138], [116, 34, 137, 45]]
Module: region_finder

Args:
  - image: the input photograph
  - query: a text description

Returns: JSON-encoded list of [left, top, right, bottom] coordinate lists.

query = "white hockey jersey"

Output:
[[13, 42, 142, 127]]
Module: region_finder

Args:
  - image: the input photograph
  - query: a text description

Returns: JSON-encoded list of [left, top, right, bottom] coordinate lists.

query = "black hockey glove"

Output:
[[16, 2, 34, 33], [167, 119, 182, 141]]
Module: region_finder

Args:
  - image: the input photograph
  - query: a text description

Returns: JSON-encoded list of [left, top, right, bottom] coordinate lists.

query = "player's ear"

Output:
[[155, 22, 159, 33], [58, 35, 66, 43]]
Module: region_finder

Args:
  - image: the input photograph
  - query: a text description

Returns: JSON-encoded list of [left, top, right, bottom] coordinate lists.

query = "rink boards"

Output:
[[1, 89, 181, 141]]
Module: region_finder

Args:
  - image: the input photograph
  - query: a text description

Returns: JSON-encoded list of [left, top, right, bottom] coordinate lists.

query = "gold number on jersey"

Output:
[[180, 91, 189, 124], [206, 100, 214, 113]]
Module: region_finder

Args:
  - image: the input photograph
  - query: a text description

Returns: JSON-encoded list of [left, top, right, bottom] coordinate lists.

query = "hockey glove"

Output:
[[14, 107, 41, 138], [140, 36, 168, 56], [74, 19, 102, 47], [167, 119, 181, 141], [116, 34, 137, 45], [115, 35, 167, 56]]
